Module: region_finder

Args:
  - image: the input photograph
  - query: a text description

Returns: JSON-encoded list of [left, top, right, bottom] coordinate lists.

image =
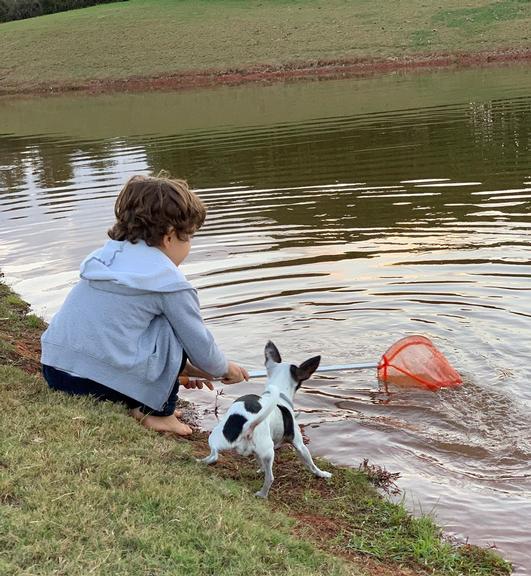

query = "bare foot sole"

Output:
[[131, 408, 193, 436]]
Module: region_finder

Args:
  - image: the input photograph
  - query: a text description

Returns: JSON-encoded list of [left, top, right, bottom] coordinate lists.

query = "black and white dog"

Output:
[[200, 341, 332, 498]]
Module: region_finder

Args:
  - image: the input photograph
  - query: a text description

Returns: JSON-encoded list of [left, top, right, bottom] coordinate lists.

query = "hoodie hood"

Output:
[[80, 240, 191, 293]]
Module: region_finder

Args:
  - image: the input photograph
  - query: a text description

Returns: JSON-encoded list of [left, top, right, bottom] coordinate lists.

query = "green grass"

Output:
[[434, 1, 529, 28], [0, 281, 44, 328], [0, 280, 512, 575], [348, 511, 509, 574], [0, 365, 354, 576], [0, 277, 45, 370], [0, 0, 529, 92]]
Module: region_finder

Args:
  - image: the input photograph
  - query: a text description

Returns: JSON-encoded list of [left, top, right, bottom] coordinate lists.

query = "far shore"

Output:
[[3, 49, 531, 98], [1, 0, 530, 98]]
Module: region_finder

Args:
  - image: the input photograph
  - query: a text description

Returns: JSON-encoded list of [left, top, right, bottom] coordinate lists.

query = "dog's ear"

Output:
[[291, 355, 321, 384], [264, 340, 282, 365]]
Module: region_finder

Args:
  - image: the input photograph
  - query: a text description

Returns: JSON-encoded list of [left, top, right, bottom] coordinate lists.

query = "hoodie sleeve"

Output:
[[161, 289, 228, 378]]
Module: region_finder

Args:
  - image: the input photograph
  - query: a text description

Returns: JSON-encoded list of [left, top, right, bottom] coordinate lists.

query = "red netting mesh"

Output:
[[377, 335, 462, 391]]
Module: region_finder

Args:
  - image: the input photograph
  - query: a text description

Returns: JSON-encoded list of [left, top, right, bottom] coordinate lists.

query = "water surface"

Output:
[[1, 64, 530, 573]]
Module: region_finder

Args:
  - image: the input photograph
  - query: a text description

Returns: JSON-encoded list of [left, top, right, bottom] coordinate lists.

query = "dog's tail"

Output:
[[240, 386, 280, 439]]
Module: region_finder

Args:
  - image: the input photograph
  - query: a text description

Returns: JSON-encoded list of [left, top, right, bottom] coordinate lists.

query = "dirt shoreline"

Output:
[[3, 48, 531, 97]]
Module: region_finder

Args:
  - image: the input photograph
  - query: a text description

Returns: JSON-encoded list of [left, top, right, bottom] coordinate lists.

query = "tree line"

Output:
[[0, 0, 126, 23]]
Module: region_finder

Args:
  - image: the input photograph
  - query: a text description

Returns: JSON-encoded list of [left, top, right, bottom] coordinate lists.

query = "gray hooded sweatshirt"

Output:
[[41, 239, 228, 410]]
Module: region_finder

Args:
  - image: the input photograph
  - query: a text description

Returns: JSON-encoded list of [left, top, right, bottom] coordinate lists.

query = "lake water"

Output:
[[1, 64, 530, 573]]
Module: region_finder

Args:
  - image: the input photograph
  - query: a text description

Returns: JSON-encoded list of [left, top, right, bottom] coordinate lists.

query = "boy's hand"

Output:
[[221, 361, 250, 384], [180, 377, 214, 391]]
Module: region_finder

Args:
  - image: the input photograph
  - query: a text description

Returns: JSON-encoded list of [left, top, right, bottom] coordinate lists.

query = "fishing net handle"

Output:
[[247, 362, 378, 379]]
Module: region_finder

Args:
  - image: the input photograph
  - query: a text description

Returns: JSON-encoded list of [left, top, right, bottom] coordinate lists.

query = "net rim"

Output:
[[377, 334, 463, 389]]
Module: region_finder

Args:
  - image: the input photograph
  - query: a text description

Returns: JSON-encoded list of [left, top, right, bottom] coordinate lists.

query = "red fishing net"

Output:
[[377, 335, 462, 391]]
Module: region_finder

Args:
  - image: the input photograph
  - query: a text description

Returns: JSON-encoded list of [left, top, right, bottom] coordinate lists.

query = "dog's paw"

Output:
[[317, 470, 332, 479], [198, 455, 218, 465]]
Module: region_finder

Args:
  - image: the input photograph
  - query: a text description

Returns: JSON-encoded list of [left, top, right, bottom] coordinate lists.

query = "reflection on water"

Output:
[[1, 65, 530, 573]]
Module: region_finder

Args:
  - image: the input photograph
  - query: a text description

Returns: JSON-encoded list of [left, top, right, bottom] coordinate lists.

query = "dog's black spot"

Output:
[[234, 394, 262, 414], [223, 414, 247, 443], [277, 404, 295, 443]]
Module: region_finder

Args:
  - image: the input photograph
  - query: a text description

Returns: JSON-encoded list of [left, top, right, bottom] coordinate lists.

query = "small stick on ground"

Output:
[[214, 388, 224, 419]]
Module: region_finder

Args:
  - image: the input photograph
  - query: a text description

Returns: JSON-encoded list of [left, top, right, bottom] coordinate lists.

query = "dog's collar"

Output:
[[279, 393, 294, 410]]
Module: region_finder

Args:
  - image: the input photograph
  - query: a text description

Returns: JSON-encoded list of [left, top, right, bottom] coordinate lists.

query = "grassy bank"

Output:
[[0, 277, 512, 575], [0, 0, 530, 94]]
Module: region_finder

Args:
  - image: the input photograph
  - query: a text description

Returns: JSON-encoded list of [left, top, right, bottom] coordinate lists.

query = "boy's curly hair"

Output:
[[108, 174, 206, 246]]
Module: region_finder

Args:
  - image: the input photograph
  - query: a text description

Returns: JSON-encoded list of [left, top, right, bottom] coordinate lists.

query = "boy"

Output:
[[41, 174, 249, 435]]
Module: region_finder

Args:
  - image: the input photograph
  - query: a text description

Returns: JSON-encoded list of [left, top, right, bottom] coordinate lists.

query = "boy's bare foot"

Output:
[[131, 408, 192, 436], [174, 409, 183, 418]]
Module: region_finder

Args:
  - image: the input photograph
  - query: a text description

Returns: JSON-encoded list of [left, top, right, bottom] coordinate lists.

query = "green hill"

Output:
[[0, 0, 530, 94]]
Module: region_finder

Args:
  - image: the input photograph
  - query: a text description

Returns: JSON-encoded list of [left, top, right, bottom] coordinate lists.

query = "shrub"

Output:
[[0, 0, 127, 22]]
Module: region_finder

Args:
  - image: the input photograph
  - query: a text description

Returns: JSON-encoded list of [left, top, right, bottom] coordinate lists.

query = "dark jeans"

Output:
[[42, 352, 187, 417]]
